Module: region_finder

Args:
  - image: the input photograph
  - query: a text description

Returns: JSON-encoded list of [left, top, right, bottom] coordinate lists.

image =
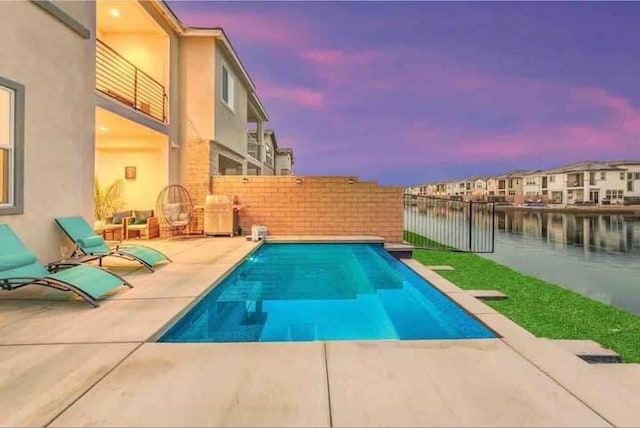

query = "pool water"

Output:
[[159, 243, 495, 342]]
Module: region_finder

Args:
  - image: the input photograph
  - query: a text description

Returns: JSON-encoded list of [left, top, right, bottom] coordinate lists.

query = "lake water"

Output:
[[405, 207, 640, 315]]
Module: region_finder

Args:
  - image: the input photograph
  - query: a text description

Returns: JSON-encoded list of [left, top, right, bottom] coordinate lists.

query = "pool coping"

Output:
[[146, 241, 267, 342], [401, 259, 536, 340]]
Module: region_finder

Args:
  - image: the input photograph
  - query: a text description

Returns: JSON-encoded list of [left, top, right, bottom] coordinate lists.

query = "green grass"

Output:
[[403, 231, 454, 250], [413, 249, 640, 363]]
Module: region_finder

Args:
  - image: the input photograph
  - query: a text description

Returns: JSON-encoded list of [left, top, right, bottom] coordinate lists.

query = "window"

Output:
[[0, 77, 24, 215], [620, 171, 626, 180], [605, 189, 624, 199], [635, 172, 640, 180], [221, 64, 235, 110], [549, 176, 555, 183], [265, 144, 273, 166], [600, 172, 606, 180], [508, 190, 516, 196]]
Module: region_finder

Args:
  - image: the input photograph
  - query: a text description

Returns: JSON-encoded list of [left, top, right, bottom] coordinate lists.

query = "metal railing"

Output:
[[403, 195, 496, 253], [96, 39, 167, 123], [247, 136, 262, 161]]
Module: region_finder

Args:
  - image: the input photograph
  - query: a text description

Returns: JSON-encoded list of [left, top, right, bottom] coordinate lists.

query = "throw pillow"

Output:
[[134, 210, 154, 225], [111, 211, 131, 225]]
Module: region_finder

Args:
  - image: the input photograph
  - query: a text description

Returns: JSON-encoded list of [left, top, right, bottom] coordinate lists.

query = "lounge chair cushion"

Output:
[[77, 235, 106, 250], [0, 252, 37, 271], [133, 210, 153, 225], [47, 264, 124, 299], [119, 246, 167, 267], [111, 211, 131, 225]]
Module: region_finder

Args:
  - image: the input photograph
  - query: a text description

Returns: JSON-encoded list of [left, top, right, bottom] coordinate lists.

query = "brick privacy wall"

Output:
[[211, 176, 404, 242]]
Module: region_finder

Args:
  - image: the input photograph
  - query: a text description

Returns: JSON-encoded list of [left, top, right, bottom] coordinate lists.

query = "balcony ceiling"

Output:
[[97, 0, 163, 35], [96, 107, 164, 138]]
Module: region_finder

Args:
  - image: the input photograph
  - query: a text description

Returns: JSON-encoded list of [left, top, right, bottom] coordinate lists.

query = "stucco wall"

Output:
[[211, 176, 404, 242], [179, 36, 215, 193], [0, 1, 95, 261], [214, 41, 249, 157], [95, 136, 168, 210]]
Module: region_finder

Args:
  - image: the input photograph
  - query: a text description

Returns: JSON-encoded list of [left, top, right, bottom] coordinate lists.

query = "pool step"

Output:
[[467, 290, 508, 301], [385, 243, 414, 259], [552, 339, 622, 363]]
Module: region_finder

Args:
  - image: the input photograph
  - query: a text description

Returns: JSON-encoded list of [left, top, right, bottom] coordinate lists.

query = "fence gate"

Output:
[[403, 195, 496, 253]]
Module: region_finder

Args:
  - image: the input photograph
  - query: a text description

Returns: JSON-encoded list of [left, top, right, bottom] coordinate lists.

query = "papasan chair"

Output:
[[156, 185, 194, 236]]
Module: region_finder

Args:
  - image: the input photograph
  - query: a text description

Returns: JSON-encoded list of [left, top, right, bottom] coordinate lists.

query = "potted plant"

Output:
[[94, 177, 124, 228]]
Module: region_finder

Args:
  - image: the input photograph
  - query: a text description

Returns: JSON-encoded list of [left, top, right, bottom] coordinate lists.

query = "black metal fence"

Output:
[[403, 195, 496, 253], [96, 39, 167, 123]]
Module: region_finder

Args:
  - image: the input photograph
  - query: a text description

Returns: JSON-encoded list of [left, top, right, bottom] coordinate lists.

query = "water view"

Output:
[[405, 206, 640, 315]]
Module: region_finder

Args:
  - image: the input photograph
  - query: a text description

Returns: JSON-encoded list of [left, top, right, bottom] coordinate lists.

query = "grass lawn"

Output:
[[413, 249, 640, 363]]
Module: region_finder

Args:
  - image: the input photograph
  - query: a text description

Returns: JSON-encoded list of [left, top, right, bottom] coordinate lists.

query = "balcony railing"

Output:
[[247, 135, 262, 161], [96, 39, 167, 123], [265, 149, 273, 167]]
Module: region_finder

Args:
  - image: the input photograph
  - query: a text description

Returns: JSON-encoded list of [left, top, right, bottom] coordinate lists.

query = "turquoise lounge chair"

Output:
[[55, 216, 170, 272], [0, 224, 132, 307]]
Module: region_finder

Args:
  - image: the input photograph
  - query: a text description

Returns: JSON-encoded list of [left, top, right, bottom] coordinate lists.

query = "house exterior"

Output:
[[1, 1, 96, 260], [275, 147, 294, 176], [609, 160, 640, 202], [492, 171, 525, 203], [245, 129, 293, 176], [470, 177, 487, 200], [522, 170, 545, 201], [486, 178, 498, 197], [543, 161, 631, 205], [0, 0, 291, 259]]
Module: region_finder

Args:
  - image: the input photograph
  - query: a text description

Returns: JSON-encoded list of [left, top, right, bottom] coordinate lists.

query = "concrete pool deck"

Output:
[[0, 236, 639, 427]]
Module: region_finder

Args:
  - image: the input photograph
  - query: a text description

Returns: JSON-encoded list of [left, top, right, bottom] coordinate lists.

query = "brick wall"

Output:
[[211, 176, 404, 242]]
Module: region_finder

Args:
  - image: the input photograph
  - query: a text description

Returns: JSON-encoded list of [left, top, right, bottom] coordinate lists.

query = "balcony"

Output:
[[566, 174, 584, 188], [247, 135, 262, 161], [96, 39, 167, 123]]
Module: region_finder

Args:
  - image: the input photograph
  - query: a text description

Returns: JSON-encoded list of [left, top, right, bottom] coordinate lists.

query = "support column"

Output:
[[256, 120, 264, 163]]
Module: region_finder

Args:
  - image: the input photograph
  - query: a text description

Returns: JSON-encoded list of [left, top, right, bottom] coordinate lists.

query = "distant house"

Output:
[[522, 170, 545, 201], [493, 171, 526, 203], [542, 161, 634, 205], [275, 147, 294, 175]]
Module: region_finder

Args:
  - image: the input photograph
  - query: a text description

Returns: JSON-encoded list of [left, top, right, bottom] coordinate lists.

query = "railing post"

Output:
[[491, 202, 495, 253], [133, 68, 138, 110], [468, 201, 473, 252]]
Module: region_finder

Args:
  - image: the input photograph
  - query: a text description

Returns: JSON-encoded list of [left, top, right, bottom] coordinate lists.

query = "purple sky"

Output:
[[168, 1, 640, 186]]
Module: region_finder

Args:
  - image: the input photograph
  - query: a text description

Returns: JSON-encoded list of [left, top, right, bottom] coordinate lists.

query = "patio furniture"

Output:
[[55, 216, 171, 272], [124, 210, 160, 240], [95, 210, 130, 241], [156, 185, 194, 236], [0, 224, 132, 307]]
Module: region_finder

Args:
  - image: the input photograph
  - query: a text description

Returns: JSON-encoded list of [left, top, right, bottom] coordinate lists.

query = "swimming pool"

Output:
[[159, 243, 495, 342]]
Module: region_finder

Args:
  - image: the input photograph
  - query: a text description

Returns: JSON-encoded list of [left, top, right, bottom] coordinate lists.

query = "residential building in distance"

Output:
[[522, 170, 545, 201], [275, 147, 294, 175], [406, 160, 640, 206]]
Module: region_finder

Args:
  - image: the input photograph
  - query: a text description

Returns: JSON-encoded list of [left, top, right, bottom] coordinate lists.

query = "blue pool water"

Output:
[[160, 243, 495, 342]]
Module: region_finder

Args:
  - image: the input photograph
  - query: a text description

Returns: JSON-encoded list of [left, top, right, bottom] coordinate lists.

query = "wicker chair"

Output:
[[156, 185, 194, 236]]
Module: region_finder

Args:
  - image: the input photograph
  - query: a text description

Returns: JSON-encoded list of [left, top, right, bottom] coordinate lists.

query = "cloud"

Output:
[[166, 6, 310, 48], [261, 84, 326, 109], [300, 49, 381, 65]]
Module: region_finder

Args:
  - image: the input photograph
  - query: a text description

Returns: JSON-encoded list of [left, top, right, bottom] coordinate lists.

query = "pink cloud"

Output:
[[261, 84, 326, 109], [174, 10, 310, 48], [301, 49, 381, 65]]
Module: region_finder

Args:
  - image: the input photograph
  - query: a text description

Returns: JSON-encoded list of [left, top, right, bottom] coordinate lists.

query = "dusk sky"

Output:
[[168, 1, 640, 186]]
